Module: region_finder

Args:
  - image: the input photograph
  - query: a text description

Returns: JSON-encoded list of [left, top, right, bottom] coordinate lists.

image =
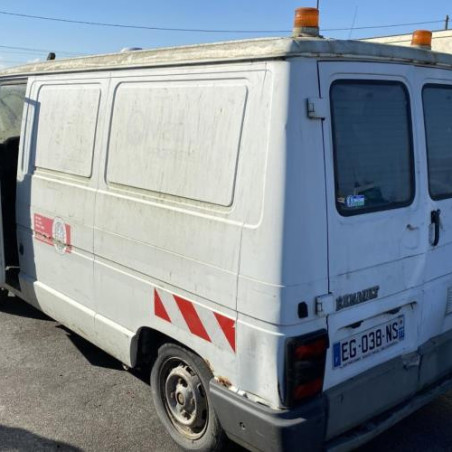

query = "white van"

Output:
[[1, 11, 452, 451]]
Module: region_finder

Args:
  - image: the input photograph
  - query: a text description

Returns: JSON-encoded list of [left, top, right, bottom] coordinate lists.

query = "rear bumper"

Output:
[[209, 381, 326, 452], [210, 328, 452, 452], [326, 372, 452, 452], [325, 327, 452, 445]]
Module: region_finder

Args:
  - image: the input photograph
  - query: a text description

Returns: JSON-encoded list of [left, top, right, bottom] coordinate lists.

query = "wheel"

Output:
[[150, 343, 226, 451]]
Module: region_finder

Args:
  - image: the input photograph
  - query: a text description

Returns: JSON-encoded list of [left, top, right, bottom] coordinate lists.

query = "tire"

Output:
[[150, 343, 226, 451]]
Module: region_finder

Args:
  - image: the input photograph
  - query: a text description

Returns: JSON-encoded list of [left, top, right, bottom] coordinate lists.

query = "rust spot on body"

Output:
[[205, 359, 214, 373], [216, 376, 232, 388]]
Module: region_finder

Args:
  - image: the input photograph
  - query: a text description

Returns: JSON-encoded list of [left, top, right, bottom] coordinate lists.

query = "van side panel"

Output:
[[238, 58, 328, 324], [236, 58, 329, 407], [93, 64, 274, 378]]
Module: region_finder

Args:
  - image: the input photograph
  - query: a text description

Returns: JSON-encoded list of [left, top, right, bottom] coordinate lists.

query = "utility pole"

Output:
[[317, 0, 320, 10], [446, 14, 450, 30]]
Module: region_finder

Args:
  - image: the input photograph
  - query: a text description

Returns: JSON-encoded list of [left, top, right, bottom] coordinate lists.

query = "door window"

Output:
[[0, 84, 26, 143], [330, 81, 414, 216], [34, 84, 100, 178], [423, 84, 452, 200]]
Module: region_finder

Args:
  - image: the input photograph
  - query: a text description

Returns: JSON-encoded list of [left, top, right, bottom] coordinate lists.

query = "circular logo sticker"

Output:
[[52, 217, 68, 254]]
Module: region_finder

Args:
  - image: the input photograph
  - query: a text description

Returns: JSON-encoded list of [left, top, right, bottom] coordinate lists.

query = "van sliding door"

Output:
[[0, 82, 26, 286], [17, 76, 107, 341]]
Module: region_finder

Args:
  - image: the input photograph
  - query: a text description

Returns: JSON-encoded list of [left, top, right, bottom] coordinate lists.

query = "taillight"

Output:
[[285, 330, 328, 407]]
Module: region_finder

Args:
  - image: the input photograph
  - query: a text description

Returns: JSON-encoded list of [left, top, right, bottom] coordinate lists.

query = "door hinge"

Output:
[[307, 97, 328, 119], [315, 293, 335, 316]]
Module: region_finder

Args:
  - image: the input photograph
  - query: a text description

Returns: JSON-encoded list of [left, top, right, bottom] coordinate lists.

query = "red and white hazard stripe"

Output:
[[154, 289, 236, 353]]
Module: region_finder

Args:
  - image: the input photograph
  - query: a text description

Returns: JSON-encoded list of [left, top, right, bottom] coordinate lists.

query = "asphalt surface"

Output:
[[0, 293, 451, 451]]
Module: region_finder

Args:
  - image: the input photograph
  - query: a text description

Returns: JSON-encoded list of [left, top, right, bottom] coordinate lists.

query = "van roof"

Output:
[[2, 36, 452, 77]]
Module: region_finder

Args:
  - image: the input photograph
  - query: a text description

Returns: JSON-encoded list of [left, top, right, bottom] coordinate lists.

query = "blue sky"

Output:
[[0, 0, 450, 67]]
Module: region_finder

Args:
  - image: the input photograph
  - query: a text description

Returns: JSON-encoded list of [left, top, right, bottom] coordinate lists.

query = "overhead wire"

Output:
[[0, 9, 447, 34], [0, 9, 449, 65], [0, 59, 40, 65], [0, 49, 56, 56], [0, 44, 82, 56], [0, 10, 286, 33], [326, 20, 444, 32]]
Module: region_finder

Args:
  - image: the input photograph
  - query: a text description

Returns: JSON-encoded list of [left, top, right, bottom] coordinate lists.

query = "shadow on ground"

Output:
[[0, 292, 50, 321], [0, 424, 81, 451], [56, 324, 124, 371], [0, 293, 125, 372], [0, 294, 246, 451], [356, 394, 452, 451]]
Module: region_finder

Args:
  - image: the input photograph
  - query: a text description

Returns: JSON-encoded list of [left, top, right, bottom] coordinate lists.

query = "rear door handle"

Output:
[[430, 209, 441, 247]]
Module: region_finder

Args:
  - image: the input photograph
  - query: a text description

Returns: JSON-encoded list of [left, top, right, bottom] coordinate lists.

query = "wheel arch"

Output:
[[133, 326, 206, 371]]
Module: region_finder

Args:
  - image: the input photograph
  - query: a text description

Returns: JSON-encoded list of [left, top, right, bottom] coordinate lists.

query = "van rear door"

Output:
[[414, 67, 452, 386], [317, 62, 428, 435]]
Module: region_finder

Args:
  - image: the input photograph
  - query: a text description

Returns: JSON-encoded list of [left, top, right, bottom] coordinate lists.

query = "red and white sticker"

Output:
[[34, 214, 72, 254], [154, 289, 236, 353]]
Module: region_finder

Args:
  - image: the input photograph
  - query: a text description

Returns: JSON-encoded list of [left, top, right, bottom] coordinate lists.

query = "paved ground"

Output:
[[0, 294, 451, 451], [0, 293, 182, 452]]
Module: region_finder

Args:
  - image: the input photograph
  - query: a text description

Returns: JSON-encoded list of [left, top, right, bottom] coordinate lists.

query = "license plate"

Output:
[[333, 315, 405, 368]]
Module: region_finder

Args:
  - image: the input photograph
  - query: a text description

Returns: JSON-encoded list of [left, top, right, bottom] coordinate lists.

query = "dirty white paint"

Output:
[[3, 36, 452, 78], [4, 35, 452, 448], [34, 84, 100, 177], [107, 81, 247, 205]]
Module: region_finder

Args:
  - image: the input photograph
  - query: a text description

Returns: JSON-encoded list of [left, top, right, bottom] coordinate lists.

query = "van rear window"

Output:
[[330, 81, 414, 216], [423, 85, 452, 200]]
